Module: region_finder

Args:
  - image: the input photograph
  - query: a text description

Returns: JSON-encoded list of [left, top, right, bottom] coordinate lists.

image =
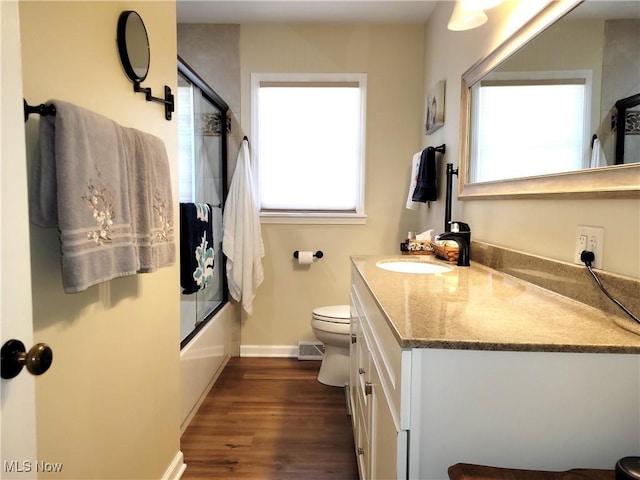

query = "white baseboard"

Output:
[[162, 451, 187, 480], [240, 345, 297, 357]]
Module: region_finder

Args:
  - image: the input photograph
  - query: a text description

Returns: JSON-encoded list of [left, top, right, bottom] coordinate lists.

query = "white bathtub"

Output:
[[180, 303, 237, 432]]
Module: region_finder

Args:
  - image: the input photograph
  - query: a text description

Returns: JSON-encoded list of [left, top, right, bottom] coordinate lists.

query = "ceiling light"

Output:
[[447, 2, 488, 31], [460, 0, 505, 10]]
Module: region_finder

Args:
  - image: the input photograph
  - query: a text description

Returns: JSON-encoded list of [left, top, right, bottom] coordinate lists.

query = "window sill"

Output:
[[260, 212, 367, 225]]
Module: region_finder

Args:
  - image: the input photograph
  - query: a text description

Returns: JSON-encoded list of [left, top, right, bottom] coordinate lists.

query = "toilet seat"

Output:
[[312, 305, 351, 324]]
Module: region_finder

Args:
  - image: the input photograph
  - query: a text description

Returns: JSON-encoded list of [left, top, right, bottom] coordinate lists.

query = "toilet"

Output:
[[311, 305, 351, 387]]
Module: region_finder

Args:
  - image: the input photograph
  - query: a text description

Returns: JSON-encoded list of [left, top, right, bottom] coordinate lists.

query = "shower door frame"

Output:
[[178, 55, 229, 349]]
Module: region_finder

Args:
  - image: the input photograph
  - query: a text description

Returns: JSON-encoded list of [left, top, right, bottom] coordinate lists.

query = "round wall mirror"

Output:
[[117, 11, 150, 83]]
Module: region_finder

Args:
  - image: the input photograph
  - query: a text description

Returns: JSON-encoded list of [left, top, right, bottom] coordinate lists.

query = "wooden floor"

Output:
[[181, 357, 359, 480]]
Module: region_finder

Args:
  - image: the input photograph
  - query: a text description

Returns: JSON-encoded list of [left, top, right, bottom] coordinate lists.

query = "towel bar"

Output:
[[433, 144, 446, 154], [24, 99, 56, 122]]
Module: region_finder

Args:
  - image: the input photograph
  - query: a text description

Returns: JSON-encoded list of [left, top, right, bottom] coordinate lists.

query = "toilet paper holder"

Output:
[[293, 250, 324, 259]]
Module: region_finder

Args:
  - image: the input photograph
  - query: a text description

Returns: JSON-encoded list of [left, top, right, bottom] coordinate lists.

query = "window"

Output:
[[469, 71, 591, 183], [252, 73, 367, 224]]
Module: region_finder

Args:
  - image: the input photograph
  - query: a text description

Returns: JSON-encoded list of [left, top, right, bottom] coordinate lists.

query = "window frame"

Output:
[[251, 73, 367, 225]]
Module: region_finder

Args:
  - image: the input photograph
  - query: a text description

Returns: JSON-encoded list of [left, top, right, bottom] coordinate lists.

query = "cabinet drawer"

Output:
[[352, 270, 409, 429]]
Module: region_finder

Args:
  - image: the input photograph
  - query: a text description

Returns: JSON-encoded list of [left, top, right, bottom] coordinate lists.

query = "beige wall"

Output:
[[421, 1, 640, 279], [20, 2, 182, 478], [239, 24, 425, 348]]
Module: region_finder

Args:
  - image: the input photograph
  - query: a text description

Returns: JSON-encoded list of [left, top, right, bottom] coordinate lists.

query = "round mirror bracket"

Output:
[[117, 11, 174, 121], [133, 82, 175, 121]]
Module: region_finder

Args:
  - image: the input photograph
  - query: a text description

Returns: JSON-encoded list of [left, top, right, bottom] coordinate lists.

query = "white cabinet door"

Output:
[[370, 359, 407, 480]]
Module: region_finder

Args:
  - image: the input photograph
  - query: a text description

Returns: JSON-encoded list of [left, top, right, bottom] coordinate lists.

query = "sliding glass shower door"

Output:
[[178, 58, 228, 347]]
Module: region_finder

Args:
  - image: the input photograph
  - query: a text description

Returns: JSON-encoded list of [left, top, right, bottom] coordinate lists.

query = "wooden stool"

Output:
[[448, 463, 614, 480]]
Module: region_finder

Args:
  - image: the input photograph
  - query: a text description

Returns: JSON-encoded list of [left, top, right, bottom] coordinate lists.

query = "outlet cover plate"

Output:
[[574, 225, 604, 269]]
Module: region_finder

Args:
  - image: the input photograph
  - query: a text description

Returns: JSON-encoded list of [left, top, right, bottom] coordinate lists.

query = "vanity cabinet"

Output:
[[349, 260, 640, 480], [350, 270, 409, 480]]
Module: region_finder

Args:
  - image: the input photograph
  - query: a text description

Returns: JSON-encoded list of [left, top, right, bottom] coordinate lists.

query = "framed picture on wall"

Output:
[[425, 80, 445, 135]]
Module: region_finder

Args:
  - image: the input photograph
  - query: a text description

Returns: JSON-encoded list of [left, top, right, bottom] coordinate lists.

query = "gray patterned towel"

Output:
[[125, 128, 175, 272], [30, 100, 174, 293], [30, 100, 139, 293]]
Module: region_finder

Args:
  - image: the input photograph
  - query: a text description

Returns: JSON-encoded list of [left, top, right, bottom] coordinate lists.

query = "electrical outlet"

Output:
[[574, 234, 587, 265], [574, 226, 604, 269]]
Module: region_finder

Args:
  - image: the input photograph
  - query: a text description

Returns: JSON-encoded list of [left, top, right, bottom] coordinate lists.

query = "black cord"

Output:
[[581, 251, 640, 324]]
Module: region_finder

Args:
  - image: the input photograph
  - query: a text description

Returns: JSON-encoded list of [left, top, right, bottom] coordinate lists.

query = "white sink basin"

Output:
[[376, 261, 453, 274]]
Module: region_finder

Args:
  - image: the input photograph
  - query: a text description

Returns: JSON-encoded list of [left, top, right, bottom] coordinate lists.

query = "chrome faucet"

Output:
[[436, 221, 471, 267]]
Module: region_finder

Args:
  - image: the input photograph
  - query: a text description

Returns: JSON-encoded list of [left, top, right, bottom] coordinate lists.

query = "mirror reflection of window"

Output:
[[470, 73, 589, 183]]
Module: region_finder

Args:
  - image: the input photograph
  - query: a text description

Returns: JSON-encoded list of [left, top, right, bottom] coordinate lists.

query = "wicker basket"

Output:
[[401, 250, 434, 256], [400, 242, 434, 256], [430, 241, 459, 263]]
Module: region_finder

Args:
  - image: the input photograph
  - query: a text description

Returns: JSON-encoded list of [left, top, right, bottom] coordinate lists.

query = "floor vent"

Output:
[[297, 341, 324, 360]]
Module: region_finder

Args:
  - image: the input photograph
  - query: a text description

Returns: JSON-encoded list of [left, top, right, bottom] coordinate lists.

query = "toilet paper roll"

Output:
[[297, 251, 314, 265]]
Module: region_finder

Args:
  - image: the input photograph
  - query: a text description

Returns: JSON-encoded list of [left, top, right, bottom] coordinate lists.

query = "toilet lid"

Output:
[[312, 305, 351, 324]]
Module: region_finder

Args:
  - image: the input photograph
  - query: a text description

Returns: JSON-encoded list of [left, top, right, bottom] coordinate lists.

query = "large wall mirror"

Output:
[[459, 0, 640, 199]]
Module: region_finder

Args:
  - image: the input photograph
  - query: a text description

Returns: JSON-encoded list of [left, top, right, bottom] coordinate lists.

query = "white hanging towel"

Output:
[[222, 139, 264, 315], [590, 137, 608, 169], [406, 151, 422, 209]]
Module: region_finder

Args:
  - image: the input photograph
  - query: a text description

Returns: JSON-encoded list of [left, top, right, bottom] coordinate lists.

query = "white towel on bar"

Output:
[[406, 151, 422, 209], [222, 139, 264, 315]]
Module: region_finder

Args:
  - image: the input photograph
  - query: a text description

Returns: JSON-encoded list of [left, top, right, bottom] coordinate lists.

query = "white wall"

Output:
[[19, 2, 183, 478]]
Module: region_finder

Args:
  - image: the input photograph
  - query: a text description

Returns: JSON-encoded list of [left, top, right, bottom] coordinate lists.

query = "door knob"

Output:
[[1, 339, 53, 379]]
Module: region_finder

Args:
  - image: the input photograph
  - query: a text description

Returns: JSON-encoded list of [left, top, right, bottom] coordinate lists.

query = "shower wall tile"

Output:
[[177, 24, 241, 118], [177, 23, 243, 190]]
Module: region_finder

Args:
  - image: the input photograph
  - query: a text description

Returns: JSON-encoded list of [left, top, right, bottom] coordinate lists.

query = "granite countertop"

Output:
[[351, 255, 640, 353]]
